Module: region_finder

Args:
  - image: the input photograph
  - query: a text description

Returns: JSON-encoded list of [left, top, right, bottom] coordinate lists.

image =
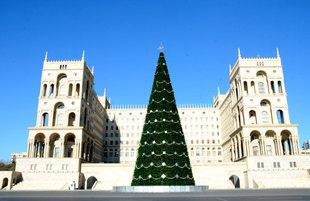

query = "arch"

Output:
[[229, 175, 240, 188], [53, 102, 65, 126], [49, 133, 61, 157], [281, 130, 292, 155], [265, 130, 276, 156], [68, 112, 76, 126], [260, 99, 272, 124], [249, 110, 257, 125], [250, 131, 261, 156], [42, 84, 47, 96], [243, 81, 248, 95], [56, 74, 67, 97], [42, 113, 49, 127], [271, 81, 275, 94], [86, 176, 97, 189], [49, 84, 54, 96], [64, 133, 76, 158], [256, 70, 267, 77], [277, 110, 285, 124], [1, 178, 8, 189], [250, 81, 256, 94], [256, 71, 268, 94], [68, 83, 73, 96], [278, 81, 283, 93], [76, 83, 80, 96], [34, 133, 45, 158]]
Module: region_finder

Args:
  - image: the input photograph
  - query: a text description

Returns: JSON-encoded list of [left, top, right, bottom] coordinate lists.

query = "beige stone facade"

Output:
[[3, 50, 310, 191]]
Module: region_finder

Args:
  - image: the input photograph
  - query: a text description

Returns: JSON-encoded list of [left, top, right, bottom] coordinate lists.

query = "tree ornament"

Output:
[[150, 162, 154, 166], [162, 162, 166, 166], [148, 174, 152, 179], [162, 140, 166, 144], [152, 140, 156, 144], [161, 174, 166, 179], [176, 174, 179, 178], [163, 151, 166, 154], [151, 151, 155, 155], [175, 162, 178, 166]]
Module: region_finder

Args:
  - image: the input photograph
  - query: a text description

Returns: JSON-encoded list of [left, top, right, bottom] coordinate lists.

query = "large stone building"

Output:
[[1, 49, 310, 190]]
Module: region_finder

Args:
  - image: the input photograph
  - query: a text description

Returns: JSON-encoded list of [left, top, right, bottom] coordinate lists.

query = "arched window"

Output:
[[42, 113, 48, 127], [85, 80, 89, 101], [43, 84, 47, 96], [258, 82, 265, 94], [76, 83, 80, 96], [278, 81, 283, 93], [249, 110, 257, 125], [57, 113, 64, 126], [261, 111, 269, 124], [68, 84, 73, 96], [260, 101, 267, 106], [68, 113, 76, 126], [251, 81, 256, 94], [243, 81, 248, 94], [49, 84, 54, 96], [56, 74, 67, 96], [277, 110, 285, 124], [251, 135, 259, 141], [271, 81, 275, 94]]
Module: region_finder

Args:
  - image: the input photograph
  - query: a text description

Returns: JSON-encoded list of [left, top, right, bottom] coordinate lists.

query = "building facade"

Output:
[[1, 49, 310, 190]]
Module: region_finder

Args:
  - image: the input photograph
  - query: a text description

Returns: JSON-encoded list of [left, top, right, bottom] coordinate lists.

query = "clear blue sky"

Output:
[[0, 0, 309, 161]]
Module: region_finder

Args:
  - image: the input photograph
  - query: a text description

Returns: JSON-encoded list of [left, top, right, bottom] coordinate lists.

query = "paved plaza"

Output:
[[0, 189, 310, 201]]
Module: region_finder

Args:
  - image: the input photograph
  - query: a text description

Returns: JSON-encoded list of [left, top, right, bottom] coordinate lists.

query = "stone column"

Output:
[[60, 140, 65, 158], [234, 137, 238, 160], [242, 137, 247, 157], [273, 138, 278, 155], [238, 136, 242, 158], [231, 139, 235, 161], [44, 139, 50, 158], [261, 137, 266, 156]]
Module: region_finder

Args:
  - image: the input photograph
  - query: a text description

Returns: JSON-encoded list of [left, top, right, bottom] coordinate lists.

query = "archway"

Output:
[[281, 130, 292, 155], [87, 176, 97, 189], [250, 130, 261, 156], [64, 133, 76, 158], [49, 133, 61, 157], [1, 178, 8, 189], [34, 133, 45, 157], [229, 175, 240, 188]]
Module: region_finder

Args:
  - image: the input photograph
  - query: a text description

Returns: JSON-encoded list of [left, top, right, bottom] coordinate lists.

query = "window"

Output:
[[56, 113, 64, 126], [266, 145, 272, 155], [277, 110, 285, 124], [258, 82, 265, 94], [271, 81, 275, 93], [55, 147, 60, 157], [290, 161, 297, 168], [257, 162, 264, 168], [273, 162, 280, 168], [260, 101, 267, 106], [261, 111, 269, 124], [253, 146, 259, 156], [42, 113, 49, 127], [278, 81, 283, 93]]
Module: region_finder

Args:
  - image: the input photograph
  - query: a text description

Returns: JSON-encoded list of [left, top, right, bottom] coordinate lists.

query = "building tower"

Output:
[[216, 49, 301, 162], [26, 52, 105, 163]]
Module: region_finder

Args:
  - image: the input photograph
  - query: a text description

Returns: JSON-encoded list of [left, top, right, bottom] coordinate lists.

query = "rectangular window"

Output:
[[290, 161, 293, 168], [257, 162, 260, 168], [253, 146, 259, 156], [55, 147, 60, 158], [277, 162, 280, 168], [266, 145, 272, 155]]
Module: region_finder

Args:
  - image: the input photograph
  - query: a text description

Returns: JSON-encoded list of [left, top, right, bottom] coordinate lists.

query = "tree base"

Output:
[[113, 185, 208, 193]]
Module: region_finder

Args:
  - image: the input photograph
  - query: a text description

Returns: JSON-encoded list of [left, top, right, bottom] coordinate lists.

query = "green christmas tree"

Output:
[[131, 51, 195, 186]]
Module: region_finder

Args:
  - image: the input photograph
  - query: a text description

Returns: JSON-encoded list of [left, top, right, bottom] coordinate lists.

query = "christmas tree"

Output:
[[131, 50, 195, 186]]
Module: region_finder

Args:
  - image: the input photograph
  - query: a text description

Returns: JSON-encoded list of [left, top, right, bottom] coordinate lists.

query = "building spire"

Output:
[[238, 48, 241, 59], [229, 64, 232, 73], [82, 50, 85, 62], [218, 86, 220, 95], [92, 66, 94, 75], [277, 48, 280, 58], [44, 51, 48, 62], [103, 88, 106, 98]]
